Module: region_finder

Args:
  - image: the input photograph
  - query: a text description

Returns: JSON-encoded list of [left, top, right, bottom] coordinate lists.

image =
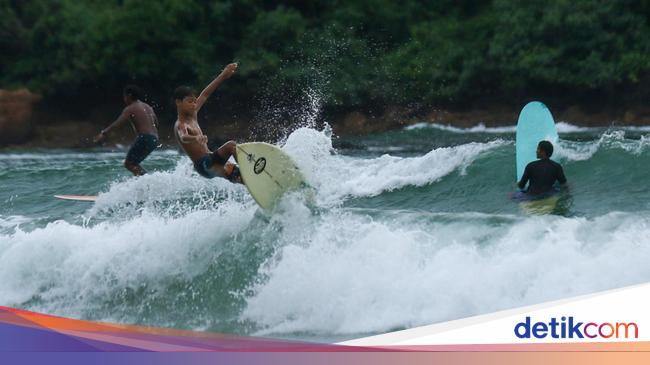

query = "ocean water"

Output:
[[2, 123, 650, 342]]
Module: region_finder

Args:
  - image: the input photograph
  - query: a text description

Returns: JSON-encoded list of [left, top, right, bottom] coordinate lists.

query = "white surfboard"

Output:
[[54, 195, 98, 202], [235, 142, 307, 210]]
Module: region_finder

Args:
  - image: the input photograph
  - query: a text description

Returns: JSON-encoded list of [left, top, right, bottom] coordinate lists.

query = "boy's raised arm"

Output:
[[195, 63, 238, 112]]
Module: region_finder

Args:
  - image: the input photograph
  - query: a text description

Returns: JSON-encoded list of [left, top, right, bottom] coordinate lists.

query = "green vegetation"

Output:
[[3, 0, 650, 111]]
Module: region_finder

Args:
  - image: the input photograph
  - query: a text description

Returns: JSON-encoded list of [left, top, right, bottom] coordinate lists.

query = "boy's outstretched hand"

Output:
[[195, 63, 238, 111], [222, 63, 238, 78]]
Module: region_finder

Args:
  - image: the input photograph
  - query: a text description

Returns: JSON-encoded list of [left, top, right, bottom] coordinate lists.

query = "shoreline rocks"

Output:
[[0, 89, 41, 146], [3, 91, 650, 148]]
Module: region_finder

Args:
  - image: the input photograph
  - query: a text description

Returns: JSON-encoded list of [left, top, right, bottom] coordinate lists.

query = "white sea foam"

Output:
[[555, 130, 650, 161], [0, 201, 256, 315], [0, 215, 30, 227], [282, 127, 506, 205], [0, 149, 179, 161], [405, 122, 516, 133], [2, 126, 650, 338], [0, 215, 31, 234], [405, 121, 650, 134], [242, 210, 650, 335], [89, 159, 250, 215]]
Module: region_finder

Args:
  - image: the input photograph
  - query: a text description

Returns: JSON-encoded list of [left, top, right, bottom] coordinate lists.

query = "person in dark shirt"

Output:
[[518, 140, 567, 195]]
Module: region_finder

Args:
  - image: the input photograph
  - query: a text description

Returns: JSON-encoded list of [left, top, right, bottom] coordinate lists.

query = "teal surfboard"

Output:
[[516, 101, 559, 182]]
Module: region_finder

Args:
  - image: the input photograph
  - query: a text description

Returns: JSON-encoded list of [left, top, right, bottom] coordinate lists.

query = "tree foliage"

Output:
[[3, 0, 650, 110]]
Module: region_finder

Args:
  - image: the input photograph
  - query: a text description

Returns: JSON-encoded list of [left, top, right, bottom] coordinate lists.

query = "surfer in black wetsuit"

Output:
[[517, 140, 567, 195], [93, 85, 160, 176]]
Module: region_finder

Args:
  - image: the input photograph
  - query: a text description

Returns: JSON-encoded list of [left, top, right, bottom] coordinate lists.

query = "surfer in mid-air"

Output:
[[93, 85, 160, 176], [173, 63, 242, 183], [517, 140, 567, 195]]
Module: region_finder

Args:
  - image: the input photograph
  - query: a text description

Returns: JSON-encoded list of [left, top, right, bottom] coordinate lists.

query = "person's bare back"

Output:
[[126, 101, 158, 137], [93, 85, 160, 176]]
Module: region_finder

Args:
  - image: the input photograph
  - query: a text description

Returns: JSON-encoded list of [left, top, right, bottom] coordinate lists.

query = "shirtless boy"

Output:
[[94, 85, 159, 176], [173, 63, 241, 183]]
